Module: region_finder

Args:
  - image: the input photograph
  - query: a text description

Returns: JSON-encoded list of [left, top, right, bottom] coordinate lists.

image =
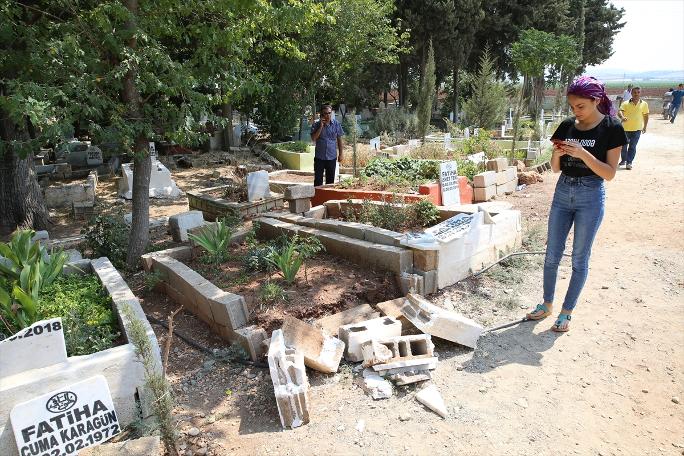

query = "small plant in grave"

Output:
[[188, 219, 236, 269], [0, 229, 69, 335], [410, 200, 440, 227], [258, 282, 288, 307], [144, 270, 166, 291], [83, 210, 129, 270], [266, 235, 324, 285]]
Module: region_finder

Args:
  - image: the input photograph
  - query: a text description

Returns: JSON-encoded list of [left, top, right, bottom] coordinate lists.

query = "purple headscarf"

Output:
[[567, 76, 615, 116]]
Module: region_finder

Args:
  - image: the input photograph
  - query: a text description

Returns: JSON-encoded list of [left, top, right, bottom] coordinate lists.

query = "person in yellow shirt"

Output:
[[618, 87, 649, 170]]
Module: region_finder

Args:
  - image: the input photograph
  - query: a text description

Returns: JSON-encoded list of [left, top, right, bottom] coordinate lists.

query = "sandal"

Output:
[[552, 314, 572, 332], [526, 303, 552, 321]]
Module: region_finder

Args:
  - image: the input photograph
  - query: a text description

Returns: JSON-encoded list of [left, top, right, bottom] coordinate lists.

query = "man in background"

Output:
[[618, 86, 649, 170], [311, 104, 344, 186], [669, 83, 684, 123]]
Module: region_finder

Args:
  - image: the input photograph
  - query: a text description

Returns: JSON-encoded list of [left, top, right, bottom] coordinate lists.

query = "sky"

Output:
[[587, 0, 684, 75]]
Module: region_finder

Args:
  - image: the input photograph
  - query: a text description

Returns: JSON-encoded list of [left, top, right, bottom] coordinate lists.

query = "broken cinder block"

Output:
[[415, 384, 448, 418], [267, 330, 310, 429], [400, 293, 484, 348], [284, 184, 315, 200], [360, 368, 393, 400], [314, 304, 380, 337], [361, 334, 435, 368], [281, 316, 345, 373], [339, 317, 402, 362]]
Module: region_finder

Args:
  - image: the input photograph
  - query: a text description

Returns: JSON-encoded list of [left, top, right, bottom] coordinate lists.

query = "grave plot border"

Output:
[[265, 143, 315, 171], [0, 257, 160, 456], [187, 185, 284, 221], [140, 247, 267, 361]]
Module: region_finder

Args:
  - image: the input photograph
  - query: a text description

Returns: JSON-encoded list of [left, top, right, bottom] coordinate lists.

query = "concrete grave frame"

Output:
[[0, 257, 161, 456], [265, 143, 315, 171], [43, 170, 98, 209], [187, 185, 284, 221], [140, 246, 267, 361]]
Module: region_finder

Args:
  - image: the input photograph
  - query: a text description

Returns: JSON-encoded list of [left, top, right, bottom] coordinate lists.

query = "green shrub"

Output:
[[266, 239, 304, 284], [38, 275, 119, 356], [83, 212, 129, 270], [362, 157, 440, 183], [410, 200, 440, 227], [455, 158, 483, 182], [243, 242, 278, 272], [144, 270, 166, 291], [273, 141, 310, 153], [188, 220, 236, 268], [0, 230, 69, 334]]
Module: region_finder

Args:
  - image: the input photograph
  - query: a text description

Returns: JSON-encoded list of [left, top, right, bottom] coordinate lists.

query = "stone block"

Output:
[[389, 370, 431, 386], [169, 210, 206, 242], [496, 181, 515, 196], [268, 330, 310, 429], [235, 325, 268, 360], [284, 184, 315, 200], [396, 272, 423, 295], [208, 292, 249, 330], [412, 248, 439, 271], [324, 200, 342, 218], [371, 356, 438, 374], [77, 436, 161, 456], [338, 317, 402, 362], [335, 221, 366, 241], [368, 244, 413, 274], [486, 157, 508, 172], [314, 304, 380, 337], [474, 185, 496, 202], [472, 171, 496, 188], [415, 384, 448, 418], [505, 166, 517, 182], [401, 293, 483, 348], [31, 230, 49, 244], [359, 368, 393, 400], [364, 226, 403, 246], [495, 171, 510, 185], [281, 316, 345, 373], [303, 205, 326, 219], [287, 198, 312, 214], [414, 269, 438, 295]]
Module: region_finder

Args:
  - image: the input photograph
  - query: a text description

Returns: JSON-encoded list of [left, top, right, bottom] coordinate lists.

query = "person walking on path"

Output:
[[526, 76, 627, 332], [618, 87, 649, 170], [669, 83, 684, 123], [311, 104, 344, 186]]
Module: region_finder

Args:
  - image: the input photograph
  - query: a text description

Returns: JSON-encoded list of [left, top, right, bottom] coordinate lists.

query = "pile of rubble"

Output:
[[267, 293, 484, 428]]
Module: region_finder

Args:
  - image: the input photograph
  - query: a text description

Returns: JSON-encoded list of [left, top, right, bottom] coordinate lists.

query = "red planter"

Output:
[[311, 185, 430, 207], [418, 177, 473, 205]]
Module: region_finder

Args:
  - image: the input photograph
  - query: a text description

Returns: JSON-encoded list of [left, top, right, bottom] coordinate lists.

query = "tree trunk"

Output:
[[383, 91, 388, 108], [0, 111, 50, 236], [510, 76, 527, 161], [452, 64, 460, 122], [222, 102, 233, 150], [122, 0, 150, 269]]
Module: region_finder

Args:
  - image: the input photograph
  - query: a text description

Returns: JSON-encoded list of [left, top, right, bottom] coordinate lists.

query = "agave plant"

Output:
[[0, 230, 69, 333], [187, 220, 234, 269], [266, 239, 304, 284]]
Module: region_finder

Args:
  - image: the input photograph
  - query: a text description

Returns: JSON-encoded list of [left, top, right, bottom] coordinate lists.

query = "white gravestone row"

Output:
[[424, 213, 477, 243], [444, 133, 451, 150], [439, 161, 460, 207], [10, 375, 121, 456], [408, 139, 420, 148]]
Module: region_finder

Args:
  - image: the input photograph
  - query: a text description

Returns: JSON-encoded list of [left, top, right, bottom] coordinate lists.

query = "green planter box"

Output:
[[266, 142, 315, 171]]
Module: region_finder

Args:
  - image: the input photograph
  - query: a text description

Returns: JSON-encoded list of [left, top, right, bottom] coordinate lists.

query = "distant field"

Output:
[[604, 80, 681, 89]]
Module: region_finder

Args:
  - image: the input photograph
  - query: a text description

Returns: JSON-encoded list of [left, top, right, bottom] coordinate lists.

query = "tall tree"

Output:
[[416, 41, 435, 140], [449, 0, 483, 121], [462, 50, 507, 129]]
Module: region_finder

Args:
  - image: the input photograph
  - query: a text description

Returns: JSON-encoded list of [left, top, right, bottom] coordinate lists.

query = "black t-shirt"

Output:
[[551, 116, 627, 177]]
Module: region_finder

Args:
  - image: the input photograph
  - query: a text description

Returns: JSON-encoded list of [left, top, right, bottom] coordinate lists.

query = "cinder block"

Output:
[[208, 292, 249, 330], [505, 166, 517, 182], [359, 368, 393, 400], [486, 157, 508, 172], [496, 183, 507, 196], [414, 269, 438, 294], [396, 272, 423, 295], [412, 248, 439, 271], [314, 304, 380, 336], [364, 226, 403, 246], [324, 201, 342, 218], [268, 330, 310, 429], [287, 198, 312, 214], [400, 293, 483, 348], [361, 334, 435, 368], [169, 210, 206, 242], [338, 317, 402, 362], [473, 171, 496, 188], [284, 184, 315, 200], [235, 325, 268, 360], [371, 356, 438, 373], [303, 205, 326, 219], [335, 221, 366, 240], [281, 316, 345, 373], [377, 297, 416, 333], [369, 244, 413, 274], [473, 185, 496, 202], [389, 370, 431, 386]]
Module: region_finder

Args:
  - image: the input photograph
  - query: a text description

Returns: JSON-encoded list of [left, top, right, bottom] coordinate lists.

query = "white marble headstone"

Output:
[[464, 127, 470, 139], [369, 136, 381, 151], [439, 161, 460, 206], [247, 170, 270, 202], [0, 318, 67, 378], [148, 141, 157, 159], [425, 213, 477, 243], [444, 133, 451, 150]]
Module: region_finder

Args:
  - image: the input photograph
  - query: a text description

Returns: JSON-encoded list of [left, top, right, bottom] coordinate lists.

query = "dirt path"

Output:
[[166, 116, 683, 456]]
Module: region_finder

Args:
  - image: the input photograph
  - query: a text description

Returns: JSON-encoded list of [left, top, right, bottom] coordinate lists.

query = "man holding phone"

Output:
[[311, 104, 344, 186]]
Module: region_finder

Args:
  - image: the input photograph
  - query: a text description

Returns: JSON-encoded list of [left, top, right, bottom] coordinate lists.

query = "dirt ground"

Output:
[[130, 115, 683, 456]]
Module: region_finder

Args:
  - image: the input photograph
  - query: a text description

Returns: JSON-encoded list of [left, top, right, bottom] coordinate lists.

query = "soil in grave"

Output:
[[270, 172, 315, 183], [187, 244, 402, 333]]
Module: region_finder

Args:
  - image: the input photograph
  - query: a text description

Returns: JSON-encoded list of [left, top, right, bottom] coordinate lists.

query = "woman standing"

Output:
[[527, 76, 627, 332]]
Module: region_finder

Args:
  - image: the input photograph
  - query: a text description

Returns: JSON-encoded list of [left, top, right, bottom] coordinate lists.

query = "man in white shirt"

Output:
[[621, 84, 633, 104]]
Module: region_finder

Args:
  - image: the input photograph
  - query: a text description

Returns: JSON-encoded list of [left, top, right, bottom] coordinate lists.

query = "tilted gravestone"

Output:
[[247, 170, 270, 202]]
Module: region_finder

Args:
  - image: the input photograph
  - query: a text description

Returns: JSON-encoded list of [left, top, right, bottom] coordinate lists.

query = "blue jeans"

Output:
[[621, 130, 641, 164], [670, 103, 681, 122], [543, 175, 605, 311]]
